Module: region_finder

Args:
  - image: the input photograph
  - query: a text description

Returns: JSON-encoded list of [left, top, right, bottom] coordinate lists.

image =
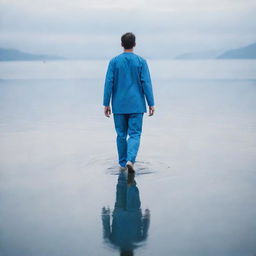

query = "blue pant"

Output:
[[113, 113, 144, 167]]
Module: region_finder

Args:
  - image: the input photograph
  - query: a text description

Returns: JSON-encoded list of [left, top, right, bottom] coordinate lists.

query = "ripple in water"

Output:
[[106, 160, 171, 176]]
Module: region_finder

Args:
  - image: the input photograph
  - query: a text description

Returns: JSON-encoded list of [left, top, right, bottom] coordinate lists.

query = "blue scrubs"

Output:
[[114, 113, 143, 167], [103, 52, 154, 166]]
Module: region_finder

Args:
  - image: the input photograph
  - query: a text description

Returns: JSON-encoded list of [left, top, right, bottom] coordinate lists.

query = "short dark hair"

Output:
[[121, 32, 136, 49]]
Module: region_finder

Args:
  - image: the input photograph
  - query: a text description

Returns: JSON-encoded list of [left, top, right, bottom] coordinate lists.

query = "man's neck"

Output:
[[123, 48, 134, 53]]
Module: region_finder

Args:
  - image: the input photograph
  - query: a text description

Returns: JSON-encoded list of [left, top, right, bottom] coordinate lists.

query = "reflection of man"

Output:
[[103, 32, 155, 172], [102, 171, 150, 256]]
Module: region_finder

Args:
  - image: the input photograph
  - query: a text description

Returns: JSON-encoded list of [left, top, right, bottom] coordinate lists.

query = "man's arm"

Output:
[[141, 60, 155, 116], [103, 59, 114, 117], [101, 207, 111, 240]]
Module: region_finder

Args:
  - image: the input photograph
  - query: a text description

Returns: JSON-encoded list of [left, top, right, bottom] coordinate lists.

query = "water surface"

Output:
[[0, 60, 256, 256]]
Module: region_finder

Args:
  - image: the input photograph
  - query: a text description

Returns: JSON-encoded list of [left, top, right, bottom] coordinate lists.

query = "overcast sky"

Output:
[[0, 0, 256, 58]]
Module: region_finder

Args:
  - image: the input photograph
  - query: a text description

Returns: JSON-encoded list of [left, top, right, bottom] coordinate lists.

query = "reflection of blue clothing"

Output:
[[114, 113, 143, 167], [126, 185, 141, 211], [103, 52, 155, 114], [102, 172, 150, 253], [111, 177, 142, 251], [111, 209, 143, 251], [114, 171, 127, 209]]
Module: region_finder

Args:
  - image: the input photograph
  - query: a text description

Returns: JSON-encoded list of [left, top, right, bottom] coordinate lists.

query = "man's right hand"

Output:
[[104, 106, 111, 118], [149, 106, 155, 116]]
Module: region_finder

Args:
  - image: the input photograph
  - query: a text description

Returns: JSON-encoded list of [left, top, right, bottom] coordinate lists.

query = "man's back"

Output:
[[103, 52, 154, 114]]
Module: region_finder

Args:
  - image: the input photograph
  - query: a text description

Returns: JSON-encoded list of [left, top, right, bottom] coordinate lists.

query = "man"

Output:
[[103, 32, 155, 172]]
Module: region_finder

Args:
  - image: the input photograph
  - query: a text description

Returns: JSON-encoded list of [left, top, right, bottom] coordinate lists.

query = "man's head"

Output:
[[121, 32, 136, 49]]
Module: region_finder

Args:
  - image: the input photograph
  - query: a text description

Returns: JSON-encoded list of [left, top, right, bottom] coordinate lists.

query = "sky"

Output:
[[0, 0, 256, 59]]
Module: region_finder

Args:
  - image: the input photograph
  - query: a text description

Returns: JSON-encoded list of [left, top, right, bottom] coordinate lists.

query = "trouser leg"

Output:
[[113, 114, 128, 167], [127, 113, 144, 163], [114, 172, 127, 209]]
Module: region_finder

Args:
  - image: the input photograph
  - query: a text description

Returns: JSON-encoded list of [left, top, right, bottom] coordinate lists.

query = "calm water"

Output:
[[0, 60, 256, 256]]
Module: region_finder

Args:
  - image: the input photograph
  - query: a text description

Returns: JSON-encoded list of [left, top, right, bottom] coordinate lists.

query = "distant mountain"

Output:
[[0, 48, 65, 61], [217, 42, 256, 59], [174, 49, 224, 60]]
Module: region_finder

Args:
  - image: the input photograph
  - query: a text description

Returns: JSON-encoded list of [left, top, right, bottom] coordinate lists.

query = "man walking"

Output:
[[103, 32, 155, 172]]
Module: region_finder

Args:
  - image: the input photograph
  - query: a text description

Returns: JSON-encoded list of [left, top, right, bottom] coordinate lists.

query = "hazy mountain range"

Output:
[[1, 42, 256, 61], [217, 42, 256, 59], [175, 49, 224, 60], [175, 42, 256, 60], [0, 48, 64, 61]]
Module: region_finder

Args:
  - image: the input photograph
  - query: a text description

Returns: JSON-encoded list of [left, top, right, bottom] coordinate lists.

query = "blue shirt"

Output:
[[103, 52, 155, 114]]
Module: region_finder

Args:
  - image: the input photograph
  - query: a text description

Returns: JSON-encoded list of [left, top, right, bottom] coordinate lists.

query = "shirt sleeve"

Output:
[[103, 59, 115, 106], [141, 59, 155, 107]]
